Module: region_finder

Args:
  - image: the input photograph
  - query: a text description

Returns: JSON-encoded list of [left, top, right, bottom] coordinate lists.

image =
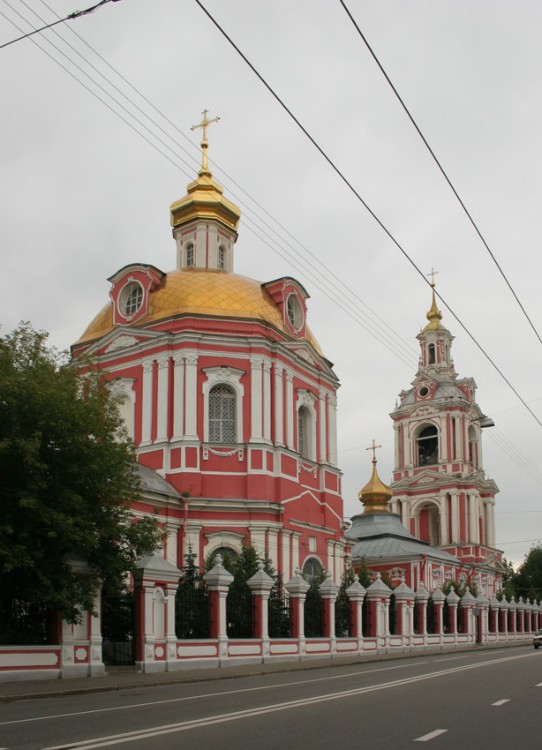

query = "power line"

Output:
[[0, 0, 121, 50], [338, 0, 542, 349], [2, 0, 418, 369], [193, 0, 542, 433]]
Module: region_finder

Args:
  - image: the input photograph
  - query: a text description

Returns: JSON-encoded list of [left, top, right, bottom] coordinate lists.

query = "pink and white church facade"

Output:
[[387, 286, 504, 594], [72, 121, 345, 582]]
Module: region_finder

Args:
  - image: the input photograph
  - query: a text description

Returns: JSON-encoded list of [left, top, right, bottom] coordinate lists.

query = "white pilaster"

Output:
[[450, 491, 460, 543], [469, 493, 479, 544], [285, 369, 294, 450], [268, 528, 279, 572], [319, 388, 328, 464], [263, 360, 272, 442], [281, 530, 292, 581], [184, 352, 198, 439], [250, 357, 263, 442], [156, 355, 169, 443], [292, 532, 301, 572], [327, 395, 338, 466], [274, 364, 284, 446], [141, 359, 154, 445], [439, 492, 449, 545], [172, 354, 185, 440]]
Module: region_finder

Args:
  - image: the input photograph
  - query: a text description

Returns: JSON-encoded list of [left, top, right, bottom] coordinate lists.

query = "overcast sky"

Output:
[[2, 0, 542, 567]]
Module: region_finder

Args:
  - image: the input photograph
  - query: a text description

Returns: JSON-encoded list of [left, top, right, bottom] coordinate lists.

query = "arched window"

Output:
[[417, 425, 438, 466], [209, 546, 239, 573], [209, 384, 236, 443], [186, 243, 195, 267], [302, 557, 323, 583], [218, 245, 226, 269], [428, 343, 436, 364], [468, 425, 478, 466], [418, 503, 440, 545], [298, 406, 311, 459]]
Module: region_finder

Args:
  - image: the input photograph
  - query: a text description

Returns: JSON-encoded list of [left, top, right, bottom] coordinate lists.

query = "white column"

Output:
[[292, 532, 301, 572], [263, 360, 272, 442], [184, 352, 198, 439], [319, 388, 328, 464], [334, 543, 343, 583], [141, 359, 154, 445], [327, 395, 337, 466], [489, 500, 496, 547], [268, 528, 279, 572], [172, 354, 185, 440], [165, 524, 179, 566], [285, 369, 294, 450], [274, 365, 284, 445], [156, 355, 169, 443], [450, 491, 460, 543], [184, 524, 202, 566], [469, 494, 479, 544], [250, 357, 263, 442], [439, 492, 449, 545], [327, 539, 335, 574], [440, 414, 447, 462], [394, 423, 400, 470], [281, 530, 292, 581], [250, 525, 267, 559]]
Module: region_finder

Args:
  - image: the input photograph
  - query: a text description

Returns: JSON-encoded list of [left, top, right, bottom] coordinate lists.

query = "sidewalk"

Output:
[[0, 641, 528, 703]]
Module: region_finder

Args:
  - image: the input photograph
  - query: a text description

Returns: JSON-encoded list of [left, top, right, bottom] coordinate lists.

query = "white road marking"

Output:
[[492, 698, 510, 706], [536, 682, 542, 687], [414, 729, 448, 741], [41, 652, 536, 750], [433, 656, 468, 662], [0, 661, 429, 727]]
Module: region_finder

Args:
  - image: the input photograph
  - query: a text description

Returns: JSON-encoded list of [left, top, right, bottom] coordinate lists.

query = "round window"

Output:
[[286, 293, 304, 331], [418, 386, 429, 398], [120, 282, 143, 318]]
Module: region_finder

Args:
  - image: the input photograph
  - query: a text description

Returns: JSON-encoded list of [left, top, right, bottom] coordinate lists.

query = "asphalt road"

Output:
[[2, 647, 541, 750]]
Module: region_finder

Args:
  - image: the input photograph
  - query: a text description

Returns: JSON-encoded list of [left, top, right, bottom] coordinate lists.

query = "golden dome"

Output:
[[76, 268, 323, 353], [358, 457, 392, 513], [423, 287, 443, 332]]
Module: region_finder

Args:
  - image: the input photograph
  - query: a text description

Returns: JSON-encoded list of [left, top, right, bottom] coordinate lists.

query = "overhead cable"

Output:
[[193, 0, 542, 432], [0, 0, 121, 50], [339, 0, 542, 348]]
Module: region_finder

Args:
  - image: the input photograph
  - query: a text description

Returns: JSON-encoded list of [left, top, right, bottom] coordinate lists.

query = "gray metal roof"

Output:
[[346, 512, 458, 564], [137, 464, 181, 498]]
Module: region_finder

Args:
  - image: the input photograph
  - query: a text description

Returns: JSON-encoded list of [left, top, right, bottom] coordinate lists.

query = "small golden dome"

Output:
[[423, 287, 443, 332], [75, 269, 323, 353], [358, 457, 392, 513]]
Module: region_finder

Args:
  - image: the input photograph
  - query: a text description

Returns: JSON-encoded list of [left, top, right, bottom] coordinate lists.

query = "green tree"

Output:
[[175, 545, 209, 639], [335, 564, 356, 637], [0, 323, 161, 638], [512, 545, 542, 602]]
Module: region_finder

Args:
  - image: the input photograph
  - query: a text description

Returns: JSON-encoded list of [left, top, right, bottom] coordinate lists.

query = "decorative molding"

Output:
[[298, 461, 318, 478], [202, 446, 244, 461], [105, 335, 139, 352]]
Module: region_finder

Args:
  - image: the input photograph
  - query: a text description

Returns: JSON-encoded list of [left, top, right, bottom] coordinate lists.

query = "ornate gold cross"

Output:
[[366, 439, 382, 462], [191, 110, 220, 173], [427, 267, 439, 287]]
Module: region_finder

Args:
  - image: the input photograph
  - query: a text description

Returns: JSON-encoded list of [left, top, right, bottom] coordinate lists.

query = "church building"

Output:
[[72, 113, 345, 582], [347, 284, 504, 596]]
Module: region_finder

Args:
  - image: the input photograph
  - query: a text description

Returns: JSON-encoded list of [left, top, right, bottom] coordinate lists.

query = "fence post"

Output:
[[460, 588, 476, 641], [415, 584, 430, 638], [517, 597, 526, 634], [133, 554, 181, 673], [365, 573, 392, 646], [247, 562, 274, 653], [60, 556, 105, 678], [446, 588, 460, 638], [430, 588, 445, 640], [499, 598, 509, 638], [319, 572, 339, 651], [508, 597, 517, 638], [475, 592, 489, 643], [285, 568, 310, 652], [489, 596, 500, 634], [394, 579, 415, 643], [346, 574, 366, 649], [203, 554, 234, 658]]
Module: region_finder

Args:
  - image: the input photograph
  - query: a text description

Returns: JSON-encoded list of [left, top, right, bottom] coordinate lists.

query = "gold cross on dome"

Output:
[[427, 268, 439, 288], [191, 109, 220, 141], [191, 110, 220, 173], [366, 439, 382, 462]]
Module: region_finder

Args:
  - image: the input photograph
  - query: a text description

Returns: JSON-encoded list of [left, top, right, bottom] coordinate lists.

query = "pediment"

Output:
[[85, 326, 163, 357]]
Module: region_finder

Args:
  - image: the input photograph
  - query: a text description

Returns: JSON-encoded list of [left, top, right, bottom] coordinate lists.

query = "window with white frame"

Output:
[[298, 405, 311, 459], [209, 384, 236, 443], [186, 242, 195, 267], [218, 245, 226, 269]]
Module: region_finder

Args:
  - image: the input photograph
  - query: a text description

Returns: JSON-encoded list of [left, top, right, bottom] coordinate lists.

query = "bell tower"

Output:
[[389, 280, 502, 592]]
